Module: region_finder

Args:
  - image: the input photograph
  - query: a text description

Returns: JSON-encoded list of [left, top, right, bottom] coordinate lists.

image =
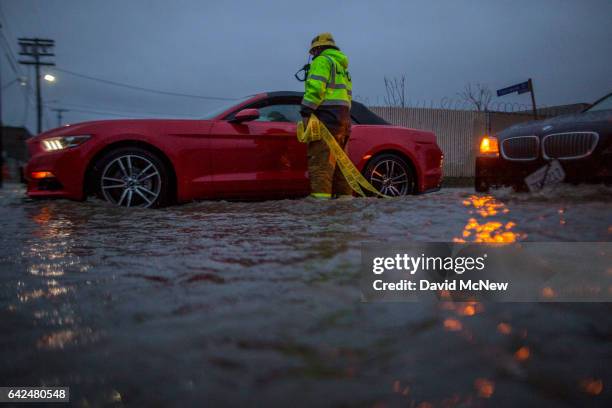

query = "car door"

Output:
[[208, 101, 309, 198]]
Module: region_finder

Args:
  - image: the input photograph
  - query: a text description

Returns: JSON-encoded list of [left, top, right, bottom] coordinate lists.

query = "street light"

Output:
[[44, 74, 56, 82]]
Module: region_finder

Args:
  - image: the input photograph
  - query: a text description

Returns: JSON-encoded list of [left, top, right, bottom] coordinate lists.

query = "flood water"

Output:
[[1, 184, 611, 407]]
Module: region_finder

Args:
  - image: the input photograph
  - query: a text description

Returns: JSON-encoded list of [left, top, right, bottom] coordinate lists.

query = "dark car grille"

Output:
[[542, 132, 599, 159], [501, 136, 539, 160]]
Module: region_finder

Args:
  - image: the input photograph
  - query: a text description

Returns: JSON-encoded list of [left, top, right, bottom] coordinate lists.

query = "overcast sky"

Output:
[[1, 0, 611, 133]]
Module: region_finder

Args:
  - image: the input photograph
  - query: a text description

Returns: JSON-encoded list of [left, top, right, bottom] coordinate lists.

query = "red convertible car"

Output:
[[25, 91, 443, 207]]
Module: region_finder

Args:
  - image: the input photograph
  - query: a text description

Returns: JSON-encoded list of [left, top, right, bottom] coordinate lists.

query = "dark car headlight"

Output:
[[41, 135, 91, 151]]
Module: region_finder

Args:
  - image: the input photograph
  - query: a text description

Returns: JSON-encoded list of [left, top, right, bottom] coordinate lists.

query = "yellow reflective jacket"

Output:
[[301, 48, 352, 112]]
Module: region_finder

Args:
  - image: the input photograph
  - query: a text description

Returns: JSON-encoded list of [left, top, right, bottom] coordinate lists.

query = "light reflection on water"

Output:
[[0, 184, 610, 406], [454, 195, 522, 243]]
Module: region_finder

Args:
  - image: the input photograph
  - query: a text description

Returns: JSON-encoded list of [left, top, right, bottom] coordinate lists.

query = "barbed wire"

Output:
[[353, 95, 587, 117]]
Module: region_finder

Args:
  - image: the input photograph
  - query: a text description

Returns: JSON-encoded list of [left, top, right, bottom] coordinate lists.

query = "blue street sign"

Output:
[[496, 81, 530, 97]]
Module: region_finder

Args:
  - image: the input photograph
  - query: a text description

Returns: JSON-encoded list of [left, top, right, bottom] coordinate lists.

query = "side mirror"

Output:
[[232, 108, 260, 123]]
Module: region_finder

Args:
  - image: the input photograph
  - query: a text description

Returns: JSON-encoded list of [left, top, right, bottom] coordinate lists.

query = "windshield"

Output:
[[201, 96, 253, 119], [586, 94, 612, 112]]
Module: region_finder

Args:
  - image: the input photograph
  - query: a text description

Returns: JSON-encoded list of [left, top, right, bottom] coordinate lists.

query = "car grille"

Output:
[[542, 132, 599, 159], [501, 136, 539, 160]]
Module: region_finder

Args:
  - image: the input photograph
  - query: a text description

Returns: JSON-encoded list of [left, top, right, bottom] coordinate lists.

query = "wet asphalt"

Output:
[[1, 184, 611, 407]]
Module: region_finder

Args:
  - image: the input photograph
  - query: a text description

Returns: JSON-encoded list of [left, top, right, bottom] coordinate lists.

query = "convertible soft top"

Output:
[[266, 91, 390, 125]]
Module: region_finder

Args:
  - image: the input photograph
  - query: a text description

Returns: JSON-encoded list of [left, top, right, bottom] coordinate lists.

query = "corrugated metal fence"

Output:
[[369, 107, 535, 177]]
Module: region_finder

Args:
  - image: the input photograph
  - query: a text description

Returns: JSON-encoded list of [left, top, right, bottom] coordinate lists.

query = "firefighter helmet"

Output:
[[309, 32, 337, 54]]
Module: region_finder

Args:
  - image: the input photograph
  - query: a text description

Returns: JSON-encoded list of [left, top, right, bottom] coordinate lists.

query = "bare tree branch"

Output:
[[457, 82, 493, 111], [384, 75, 407, 107]]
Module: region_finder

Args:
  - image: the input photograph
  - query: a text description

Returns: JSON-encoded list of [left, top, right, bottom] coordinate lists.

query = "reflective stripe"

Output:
[[310, 193, 331, 199], [321, 99, 351, 107], [297, 116, 389, 198], [322, 55, 336, 87], [304, 52, 351, 110], [308, 74, 328, 83], [301, 99, 319, 109]]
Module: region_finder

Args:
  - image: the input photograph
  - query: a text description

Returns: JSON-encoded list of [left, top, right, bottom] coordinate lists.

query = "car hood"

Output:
[[498, 109, 612, 139], [29, 119, 209, 141]]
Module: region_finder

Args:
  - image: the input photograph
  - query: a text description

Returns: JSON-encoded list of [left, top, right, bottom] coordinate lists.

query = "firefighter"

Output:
[[300, 32, 353, 199]]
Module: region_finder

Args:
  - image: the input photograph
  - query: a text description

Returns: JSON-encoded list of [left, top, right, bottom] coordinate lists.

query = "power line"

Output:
[[0, 5, 26, 82], [0, 15, 40, 129], [0, 25, 30, 128], [0, 28, 21, 79], [0, 13, 37, 129], [1, 4, 227, 129], [25, 5, 56, 137], [45, 106, 143, 118], [45, 101, 201, 118], [0, 4, 230, 129], [1, 77, 18, 90], [52, 67, 237, 101], [0, 4, 17, 51], [44, 102, 194, 119], [18, 37, 56, 134], [47, 101, 199, 118]]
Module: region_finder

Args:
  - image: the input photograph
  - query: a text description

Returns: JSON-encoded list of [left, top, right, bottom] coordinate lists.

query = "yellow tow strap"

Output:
[[297, 115, 389, 198]]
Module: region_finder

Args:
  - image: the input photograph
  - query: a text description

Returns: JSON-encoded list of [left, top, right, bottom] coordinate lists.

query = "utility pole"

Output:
[[51, 108, 68, 127], [18, 38, 55, 134]]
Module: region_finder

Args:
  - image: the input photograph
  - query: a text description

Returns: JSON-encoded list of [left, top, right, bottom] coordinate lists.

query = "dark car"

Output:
[[475, 92, 612, 192]]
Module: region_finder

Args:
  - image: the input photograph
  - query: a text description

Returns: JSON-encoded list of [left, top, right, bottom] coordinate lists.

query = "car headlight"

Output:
[[42, 135, 91, 151], [479, 135, 499, 157]]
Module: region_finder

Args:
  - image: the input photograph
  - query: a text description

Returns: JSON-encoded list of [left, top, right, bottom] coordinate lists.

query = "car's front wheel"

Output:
[[363, 153, 415, 196], [93, 147, 170, 208]]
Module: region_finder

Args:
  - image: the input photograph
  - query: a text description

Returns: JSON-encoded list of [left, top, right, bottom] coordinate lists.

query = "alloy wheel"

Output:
[[368, 159, 411, 196], [100, 154, 162, 208]]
